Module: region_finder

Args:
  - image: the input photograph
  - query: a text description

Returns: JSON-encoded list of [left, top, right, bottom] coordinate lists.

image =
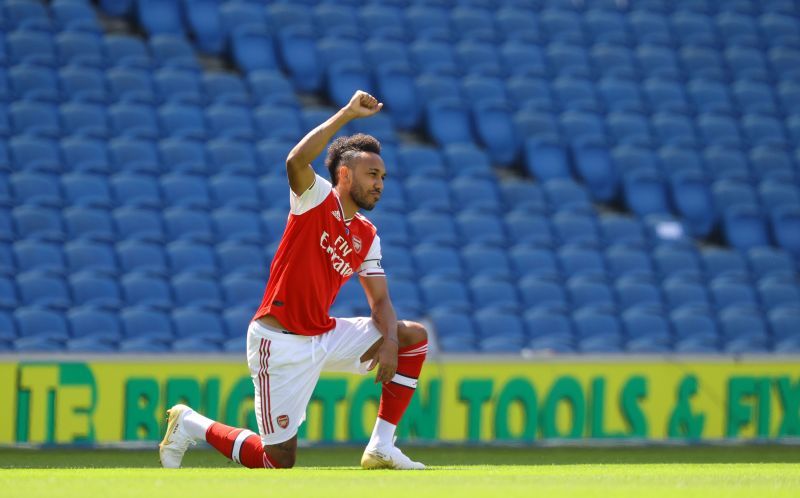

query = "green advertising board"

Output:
[[1, 357, 799, 444]]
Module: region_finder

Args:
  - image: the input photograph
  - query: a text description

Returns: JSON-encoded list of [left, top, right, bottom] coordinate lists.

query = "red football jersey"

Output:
[[253, 175, 383, 336]]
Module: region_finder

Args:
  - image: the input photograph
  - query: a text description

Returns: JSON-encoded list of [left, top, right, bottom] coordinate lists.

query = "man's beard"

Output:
[[350, 182, 378, 211]]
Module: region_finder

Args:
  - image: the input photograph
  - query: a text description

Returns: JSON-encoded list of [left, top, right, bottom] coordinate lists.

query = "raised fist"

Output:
[[345, 90, 383, 118]]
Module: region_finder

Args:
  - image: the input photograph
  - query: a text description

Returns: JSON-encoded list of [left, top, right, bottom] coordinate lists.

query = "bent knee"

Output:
[[399, 320, 428, 347]]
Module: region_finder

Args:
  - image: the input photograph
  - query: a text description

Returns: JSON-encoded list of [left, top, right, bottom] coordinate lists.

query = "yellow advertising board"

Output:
[[1, 357, 799, 444]]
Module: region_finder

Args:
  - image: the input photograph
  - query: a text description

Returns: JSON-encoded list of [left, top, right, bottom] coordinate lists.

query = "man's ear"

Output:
[[339, 165, 350, 183]]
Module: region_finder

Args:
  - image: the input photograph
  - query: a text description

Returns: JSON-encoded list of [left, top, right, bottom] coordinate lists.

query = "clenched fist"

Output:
[[344, 90, 383, 118]]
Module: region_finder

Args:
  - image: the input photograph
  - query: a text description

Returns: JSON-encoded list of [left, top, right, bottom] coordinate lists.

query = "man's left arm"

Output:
[[360, 275, 398, 384]]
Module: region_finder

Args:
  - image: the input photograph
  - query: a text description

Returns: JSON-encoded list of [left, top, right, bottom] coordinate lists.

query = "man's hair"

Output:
[[325, 134, 381, 185]]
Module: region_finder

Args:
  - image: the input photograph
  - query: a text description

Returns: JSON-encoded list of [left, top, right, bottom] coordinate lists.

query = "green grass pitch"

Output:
[[2, 446, 799, 498]]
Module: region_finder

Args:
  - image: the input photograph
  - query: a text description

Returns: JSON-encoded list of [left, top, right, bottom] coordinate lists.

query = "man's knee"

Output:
[[265, 438, 297, 468], [398, 320, 428, 347]]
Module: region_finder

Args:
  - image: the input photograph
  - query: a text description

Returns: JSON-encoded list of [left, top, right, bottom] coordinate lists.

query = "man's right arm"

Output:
[[285, 90, 383, 196]]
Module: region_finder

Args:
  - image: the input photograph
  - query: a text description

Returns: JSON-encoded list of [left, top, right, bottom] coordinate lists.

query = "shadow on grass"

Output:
[[2, 446, 800, 469]]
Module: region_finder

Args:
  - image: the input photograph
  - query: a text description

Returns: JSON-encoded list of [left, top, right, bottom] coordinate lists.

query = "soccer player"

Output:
[[159, 91, 428, 470]]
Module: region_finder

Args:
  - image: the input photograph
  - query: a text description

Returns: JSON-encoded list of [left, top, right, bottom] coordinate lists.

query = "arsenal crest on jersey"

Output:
[[352, 235, 362, 253], [276, 414, 289, 429]]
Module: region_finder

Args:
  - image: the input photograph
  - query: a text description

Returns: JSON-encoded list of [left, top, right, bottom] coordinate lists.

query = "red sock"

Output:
[[377, 340, 428, 424], [205, 422, 280, 468]]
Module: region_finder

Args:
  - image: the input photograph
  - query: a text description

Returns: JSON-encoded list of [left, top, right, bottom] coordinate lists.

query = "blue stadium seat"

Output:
[[7, 30, 56, 67], [637, 44, 680, 79], [62, 206, 114, 241], [420, 276, 470, 311], [778, 82, 800, 115], [206, 104, 254, 140], [12, 204, 63, 240], [701, 247, 749, 280], [17, 270, 70, 309], [109, 103, 159, 139], [69, 271, 122, 309], [220, 273, 262, 310], [253, 106, 302, 142], [629, 11, 672, 45], [121, 271, 171, 309], [742, 114, 788, 147], [348, 112, 398, 146], [572, 308, 623, 353], [116, 240, 168, 274], [14, 306, 69, 351], [219, 1, 266, 38], [13, 239, 65, 273], [153, 67, 203, 104], [111, 172, 161, 208], [552, 210, 600, 246], [172, 273, 223, 309], [167, 239, 217, 274], [136, 0, 185, 36], [256, 140, 292, 176], [759, 180, 800, 214], [718, 307, 769, 353], [653, 244, 702, 279], [474, 307, 526, 352], [61, 137, 110, 173], [59, 65, 107, 104], [11, 172, 61, 207], [748, 246, 797, 280], [710, 275, 758, 311], [163, 206, 213, 242], [160, 173, 210, 208], [716, 12, 760, 48], [659, 146, 704, 175], [460, 243, 512, 279], [452, 6, 497, 41], [758, 276, 800, 310], [257, 176, 290, 212], [10, 64, 59, 102], [159, 104, 206, 138], [56, 31, 104, 67], [663, 276, 711, 311], [66, 305, 122, 351], [209, 173, 260, 210], [522, 137, 569, 182], [113, 205, 164, 241], [680, 45, 726, 80], [771, 206, 800, 260], [723, 205, 771, 252], [373, 64, 420, 131], [696, 113, 743, 148], [605, 244, 654, 279], [412, 243, 463, 279], [230, 25, 279, 74], [469, 275, 519, 310], [456, 41, 503, 76], [547, 42, 591, 78], [406, 5, 452, 40], [769, 307, 800, 353], [615, 275, 663, 311], [540, 7, 583, 44], [558, 244, 606, 279], [471, 100, 518, 165], [599, 214, 647, 247], [668, 170, 715, 237], [506, 235, 559, 274], [712, 179, 757, 213], [430, 308, 477, 353], [275, 25, 322, 93], [404, 176, 451, 212], [622, 308, 671, 353], [567, 275, 615, 310], [64, 239, 117, 274], [216, 241, 265, 276], [456, 210, 507, 246], [495, 7, 539, 43], [407, 210, 458, 246], [181, 0, 223, 54], [212, 207, 262, 243], [11, 101, 59, 138], [107, 66, 155, 103], [504, 210, 553, 246], [109, 137, 161, 174], [103, 34, 151, 68], [159, 138, 207, 174], [702, 145, 749, 181], [525, 309, 574, 353], [203, 72, 251, 106], [425, 98, 474, 147], [642, 78, 690, 114], [206, 138, 257, 175], [60, 102, 108, 138], [749, 145, 795, 181], [670, 307, 719, 352], [733, 81, 778, 116], [149, 34, 198, 70], [119, 306, 173, 351], [247, 70, 295, 107], [597, 77, 645, 113], [607, 111, 652, 146], [543, 179, 592, 212], [622, 170, 669, 217], [554, 80, 601, 113], [416, 74, 462, 105], [652, 113, 698, 147]]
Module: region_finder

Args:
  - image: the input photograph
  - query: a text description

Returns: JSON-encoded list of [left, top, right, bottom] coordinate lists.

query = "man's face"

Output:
[[342, 152, 385, 211]]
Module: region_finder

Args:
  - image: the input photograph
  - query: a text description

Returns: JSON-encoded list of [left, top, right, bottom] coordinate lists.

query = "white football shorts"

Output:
[[246, 316, 382, 445]]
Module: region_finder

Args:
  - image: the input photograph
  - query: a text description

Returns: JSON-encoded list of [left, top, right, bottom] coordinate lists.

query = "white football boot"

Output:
[[159, 404, 197, 468], [361, 438, 425, 470]]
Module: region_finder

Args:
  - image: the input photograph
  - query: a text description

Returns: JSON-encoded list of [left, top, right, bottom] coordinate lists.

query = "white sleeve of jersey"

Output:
[[290, 174, 333, 215], [358, 235, 385, 277]]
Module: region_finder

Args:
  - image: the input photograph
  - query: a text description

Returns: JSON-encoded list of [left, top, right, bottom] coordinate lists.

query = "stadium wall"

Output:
[[1, 355, 799, 445]]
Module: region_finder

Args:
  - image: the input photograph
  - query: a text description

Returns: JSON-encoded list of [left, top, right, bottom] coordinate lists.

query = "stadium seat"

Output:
[[172, 273, 223, 309], [615, 276, 663, 311], [558, 244, 606, 279], [61, 137, 110, 174], [119, 306, 172, 351], [622, 308, 672, 353], [722, 205, 771, 252], [769, 307, 800, 353], [149, 34, 198, 70], [718, 307, 769, 353], [69, 271, 122, 309], [710, 276, 758, 311], [13, 204, 63, 240], [469, 276, 519, 310], [136, 0, 185, 36], [430, 308, 477, 353], [412, 244, 463, 279], [109, 138, 161, 174], [420, 276, 470, 311], [642, 78, 690, 114], [14, 306, 69, 351], [662, 276, 711, 311], [206, 104, 255, 140], [64, 239, 117, 274], [524, 309, 574, 353], [749, 146, 795, 182], [116, 240, 168, 274], [605, 245, 654, 279], [181, 0, 223, 54], [572, 308, 623, 353], [748, 247, 797, 279], [407, 211, 458, 246], [622, 170, 670, 217], [67, 306, 121, 352], [166, 240, 216, 274], [551, 210, 601, 247], [159, 103, 206, 139], [567, 276, 615, 310], [11, 172, 61, 207], [668, 170, 715, 237], [504, 211, 553, 247], [424, 98, 474, 147], [461, 244, 512, 279], [103, 34, 151, 68], [121, 272, 172, 309], [210, 174, 260, 210], [13, 239, 65, 273], [543, 179, 592, 212], [758, 276, 800, 310], [206, 139, 257, 175], [770, 206, 800, 260], [113, 205, 164, 241], [522, 137, 570, 182], [701, 248, 749, 280], [17, 270, 70, 309], [599, 214, 647, 247], [160, 173, 210, 208], [203, 72, 251, 106], [275, 25, 323, 93]]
